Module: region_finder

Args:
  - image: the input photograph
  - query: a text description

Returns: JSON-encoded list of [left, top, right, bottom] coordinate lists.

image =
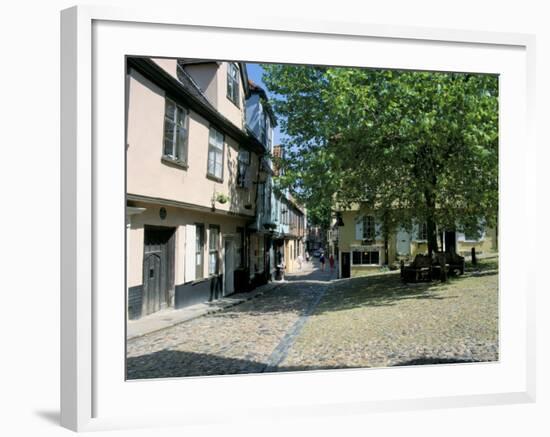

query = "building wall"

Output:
[[126, 68, 259, 217], [127, 201, 250, 317], [337, 209, 498, 278], [152, 58, 178, 79]]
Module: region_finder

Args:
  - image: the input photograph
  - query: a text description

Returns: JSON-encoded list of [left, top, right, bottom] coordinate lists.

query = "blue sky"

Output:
[[246, 63, 284, 146]]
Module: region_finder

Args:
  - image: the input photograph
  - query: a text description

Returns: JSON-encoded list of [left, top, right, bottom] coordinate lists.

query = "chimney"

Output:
[[272, 145, 283, 176]]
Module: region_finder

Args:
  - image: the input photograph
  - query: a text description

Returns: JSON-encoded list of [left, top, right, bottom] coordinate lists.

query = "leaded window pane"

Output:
[[165, 99, 176, 121]]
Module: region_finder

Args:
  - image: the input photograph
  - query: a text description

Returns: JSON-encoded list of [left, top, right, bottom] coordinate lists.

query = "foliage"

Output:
[[216, 193, 229, 204], [262, 64, 498, 252]]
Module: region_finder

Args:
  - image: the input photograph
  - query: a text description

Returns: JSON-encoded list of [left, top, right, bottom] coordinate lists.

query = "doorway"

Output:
[[444, 231, 457, 253], [142, 226, 175, 316], [224, 238, 235, 296], [396, 228, 411, 256], [341, 252, 351, 278]]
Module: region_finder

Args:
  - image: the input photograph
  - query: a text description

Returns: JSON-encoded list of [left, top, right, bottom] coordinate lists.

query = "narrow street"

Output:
[[126, 259, 334, 379], [126, 258, 498, 379]]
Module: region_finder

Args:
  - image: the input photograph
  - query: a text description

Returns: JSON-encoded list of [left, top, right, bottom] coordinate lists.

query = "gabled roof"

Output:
[[178, 59, 250, 97], [127, 57, 266, 155]]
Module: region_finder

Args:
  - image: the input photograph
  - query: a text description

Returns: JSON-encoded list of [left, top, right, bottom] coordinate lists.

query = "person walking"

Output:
[[297, 253, 303, 270], [329, 254, 335, 273], [319, 252, 326, 272]]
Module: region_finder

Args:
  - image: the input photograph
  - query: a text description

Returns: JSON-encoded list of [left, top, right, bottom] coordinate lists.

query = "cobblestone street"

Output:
[[126, 258, 498, 379]]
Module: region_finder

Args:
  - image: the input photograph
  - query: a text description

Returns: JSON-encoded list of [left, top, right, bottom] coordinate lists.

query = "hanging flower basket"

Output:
[[216, 193, 229, 204]]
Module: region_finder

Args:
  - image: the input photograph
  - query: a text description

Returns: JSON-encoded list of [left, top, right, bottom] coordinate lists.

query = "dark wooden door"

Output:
[[142, 226, 175, 316], [341, 252, 351, 278], [445, 231, 457, 253]]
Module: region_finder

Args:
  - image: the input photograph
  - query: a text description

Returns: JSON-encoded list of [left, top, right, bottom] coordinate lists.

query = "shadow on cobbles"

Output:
[[126, 349, 347, 379], [126, 348, 488, 380], [392, 357, 482, 366], [311, 261, 498, 315], [127, 349, 268, 380]]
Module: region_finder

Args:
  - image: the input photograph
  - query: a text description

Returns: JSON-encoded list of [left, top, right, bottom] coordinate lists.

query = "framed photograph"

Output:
[[61, 5, 536, 432]]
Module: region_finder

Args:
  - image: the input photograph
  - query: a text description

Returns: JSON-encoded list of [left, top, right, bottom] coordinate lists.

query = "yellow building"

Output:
[[333, 207, 498, 278]]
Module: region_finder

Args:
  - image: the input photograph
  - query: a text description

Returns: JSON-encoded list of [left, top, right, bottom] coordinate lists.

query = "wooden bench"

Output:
[[400, 254, 433, 283], [446, 251, 465, 275]]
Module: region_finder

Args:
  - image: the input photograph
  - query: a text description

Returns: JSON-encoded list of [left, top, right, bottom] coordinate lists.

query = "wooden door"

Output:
[[224, 239, 234, 295], [341, 252, 351, 278], [444, 231, 457, 253], [142, 226, 175, 316]]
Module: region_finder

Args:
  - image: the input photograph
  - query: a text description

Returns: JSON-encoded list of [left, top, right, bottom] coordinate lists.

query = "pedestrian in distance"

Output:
[[305, 251, 310, 262], [320, 252, 326, 271], [297, 253, 303, 270], [329, 254, 335, 273]]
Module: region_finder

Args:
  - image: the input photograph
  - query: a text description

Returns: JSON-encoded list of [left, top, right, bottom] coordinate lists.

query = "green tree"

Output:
[[263, 65, 498, 255]]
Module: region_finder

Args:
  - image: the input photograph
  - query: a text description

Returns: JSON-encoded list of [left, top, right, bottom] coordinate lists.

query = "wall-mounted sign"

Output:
[[350, 245, 382, 251]]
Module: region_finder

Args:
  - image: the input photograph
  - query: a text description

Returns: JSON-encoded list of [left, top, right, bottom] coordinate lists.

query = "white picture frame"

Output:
[[60, 5, 536, 432]]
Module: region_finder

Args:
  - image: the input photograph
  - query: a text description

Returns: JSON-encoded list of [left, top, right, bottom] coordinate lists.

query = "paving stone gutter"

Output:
[[262, 282, 329, 372]]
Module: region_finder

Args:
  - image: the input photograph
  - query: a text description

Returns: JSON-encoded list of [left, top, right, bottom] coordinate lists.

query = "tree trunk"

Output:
[[383, 213, 389, 266], [384, 235, 389, 266], [424, 189, 438, 257]]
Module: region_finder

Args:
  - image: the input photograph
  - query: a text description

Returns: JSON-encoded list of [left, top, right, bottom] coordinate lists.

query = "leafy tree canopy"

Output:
[[262, 64, 498, 252]]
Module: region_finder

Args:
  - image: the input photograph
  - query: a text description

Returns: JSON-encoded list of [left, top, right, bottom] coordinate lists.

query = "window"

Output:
[[418, 223, 428, 241], [257, 182, 265, 216], [163, 98, 188, 163], [352, 250, 380, 265], [266, 118, 272, 151], [260, 112, 267, 145], [363, 216, 375, 241], [249, 235, 264, 274], [465, 226, 483, 241], [207, 127, 224, 180], [237, 149, 250, 188], [226, 63, 240, 106], [195, 224, 204, 279], [208, 225, 220, 275]]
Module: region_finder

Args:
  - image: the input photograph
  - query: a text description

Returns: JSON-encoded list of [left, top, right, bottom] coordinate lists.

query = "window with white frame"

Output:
[[163, 98, 188, 163], [418, 223, 428, 241], [352, 250, 380, 265], [195, 224, 204, 279], [208, 225, 220, 275], [237, 148, 250, 188], [227, 63, 240, 106], [363, 216, 375, 241], [207, 127, 224, 180]]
